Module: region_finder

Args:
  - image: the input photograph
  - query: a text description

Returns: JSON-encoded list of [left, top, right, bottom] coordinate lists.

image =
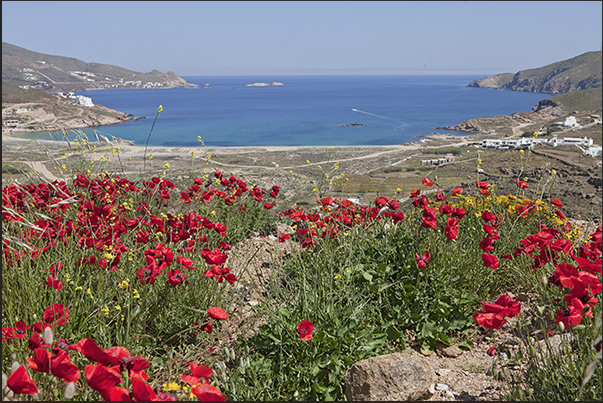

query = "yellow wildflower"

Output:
[[158, 105, 163, 113]]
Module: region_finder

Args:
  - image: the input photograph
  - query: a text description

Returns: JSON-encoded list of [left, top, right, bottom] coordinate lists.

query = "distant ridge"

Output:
[[2, 42, 198, 93], [468, 51, 602, 95]]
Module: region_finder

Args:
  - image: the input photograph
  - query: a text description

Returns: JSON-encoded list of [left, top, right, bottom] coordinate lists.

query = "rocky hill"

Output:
[[2, 42, 198, 93], [468, 51, 602, 94]]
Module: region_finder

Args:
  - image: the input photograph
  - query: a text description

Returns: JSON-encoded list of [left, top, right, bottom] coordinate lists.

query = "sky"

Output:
[[2, 1, 602, 76]]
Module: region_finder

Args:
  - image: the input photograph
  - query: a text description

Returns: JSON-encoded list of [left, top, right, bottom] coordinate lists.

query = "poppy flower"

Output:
[[482, 253, 499, 270], [207, 307, 228, 320], [551, 198, 563, 208], [410, 188, 420, 198], [391, 211, 405, 224], [481, 211, 497, 223], [444, 217, 459, 241], [45, 276, 63, 290], [415, 251, 431, 268], [191, 382, 226, 401], [515, 178, 529, 189], [439, 204, 453, 215], [298, 320, 315, 341], [264, 203, 274, 209], [181, 362, 214, 386], [482, 224, 500, 240], [472, 293, 521, 329], [452, 187, 463, 196], [487, 346, 497, 356], [436, 190, 446, 202], [7, 364, 39, 395], [50, 350, 81, 384], [451, 207, 466, 220], [131, 377, 159, 401], [375, 196, 389, 207], [27, 348, 52, 373], [278, 233, 291, 242], [554, 209, 566, 220], [388, 199, 400, 210], [422, 177, 434, 187], [11, 321, 30, 339], [84, 363, 122, 397], [554, 297, 585, 328], [479, 236, 496, 252], [167, 269, 185, 286], [476, 181, 490, 189], [43, 303, 70, 327]]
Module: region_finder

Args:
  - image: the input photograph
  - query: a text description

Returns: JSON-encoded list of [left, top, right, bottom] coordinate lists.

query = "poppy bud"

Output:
[[541, 277, 548, 286], [64, 382, 76, 400], [548, 311, 556, 321], [573, 325, 586, 331], [529, 345, 537, 356], [557, 322, 565, 332], [536, 306, 544, 316], [43, 326, 54, 345]]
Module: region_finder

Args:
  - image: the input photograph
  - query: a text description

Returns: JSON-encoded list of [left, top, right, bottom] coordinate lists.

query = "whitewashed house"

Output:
[[75, 95, 94, 107]]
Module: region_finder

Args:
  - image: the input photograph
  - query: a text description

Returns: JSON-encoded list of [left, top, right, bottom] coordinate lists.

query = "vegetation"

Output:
[[545, 88, 603, 113], [2, 123, 602, 401]]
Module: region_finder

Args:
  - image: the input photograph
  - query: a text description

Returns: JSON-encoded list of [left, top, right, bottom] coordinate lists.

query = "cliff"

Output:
[[468, 51, 602, 94]]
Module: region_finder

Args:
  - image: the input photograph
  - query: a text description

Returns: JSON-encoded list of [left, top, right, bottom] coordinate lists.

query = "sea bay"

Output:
[[22, 75, 549, 147]]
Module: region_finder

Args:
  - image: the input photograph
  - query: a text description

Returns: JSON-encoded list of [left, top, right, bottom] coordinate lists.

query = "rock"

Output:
[[436, 383, 449, 391], [344, 353, 436, 401], [438, 344, 463, 358]]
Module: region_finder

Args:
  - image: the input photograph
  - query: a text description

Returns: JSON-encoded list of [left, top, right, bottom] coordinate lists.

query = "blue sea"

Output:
[[20, 75, 549, 147]]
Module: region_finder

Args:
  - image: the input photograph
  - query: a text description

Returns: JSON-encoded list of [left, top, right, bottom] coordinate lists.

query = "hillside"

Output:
[[2, 42, 198, 93], [532, 87, 603, 117], [468, 51, 602, 94]]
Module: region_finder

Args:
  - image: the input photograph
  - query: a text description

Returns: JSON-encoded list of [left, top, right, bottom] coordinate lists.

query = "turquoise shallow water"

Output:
[[17, 75, 549, 147]]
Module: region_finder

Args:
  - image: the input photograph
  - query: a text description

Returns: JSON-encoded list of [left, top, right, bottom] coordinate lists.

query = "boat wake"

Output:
[[352, 109, 404, 125]]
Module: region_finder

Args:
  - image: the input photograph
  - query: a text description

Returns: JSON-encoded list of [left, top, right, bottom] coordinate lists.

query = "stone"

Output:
[[344, 352, 436, 401], [438, 344, 463, 358]]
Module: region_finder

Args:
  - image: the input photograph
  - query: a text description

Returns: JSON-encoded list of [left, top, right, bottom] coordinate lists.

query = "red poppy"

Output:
[[11, 321, 30, 339], [264, 203, 274, 209], [192, 382, 226, 401], [479, 236, 496, 252], [515, 178, 529, 189], [278, 233, 291, 242], [50, 350, 81, 384], [319, 196, 335, 207], [72, 338, 121, 367], [451, 207, 466, 220], [375, 196, 388, 207], [45, 276, 63, 290], [436, 190, 446, 202], [487, 346, 497, 356], [84, 363, 122, 398], [409, 188, 420, 198], [7, 364, 39, 395], [421, 216, 438, 231], [554, 209, 566, 220], [439, 204, 453, 215], [551, 198, 563, 208], [181, 362, 214, 386], [131, 377, 159, 401], [422, 177, 434, 187], [472, 293, 521, 329], [554, 297, 585, 328], [391, 211, 405, 224], [167, 269, 185, 286], [452, 187, 463, 196], [27, 348, 52, 373], [444, 217, 459, 241], [270, 185, 280, 198], [207, 307, 228, 320], [415, 251, 431, 268], [482, 224, 500, 240], [298, 320, 315, 341], [475, 181, 489, 189], [388, 199, 400, 210], [481, 211, 497, 223], [482, 253, 499, 270], [43, 303, 70, 327]]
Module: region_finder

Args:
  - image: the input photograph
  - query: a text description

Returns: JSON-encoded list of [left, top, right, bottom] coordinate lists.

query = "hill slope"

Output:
[[468, 51, 602, 94], [2, 42, 198, 93]]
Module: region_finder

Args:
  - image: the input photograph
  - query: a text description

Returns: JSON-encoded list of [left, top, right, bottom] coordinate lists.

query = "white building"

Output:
[[583, 146, 602, 157], [563, 116, 581, 128], [75, 95, 94, 107], [548, 136, 593, 147]]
